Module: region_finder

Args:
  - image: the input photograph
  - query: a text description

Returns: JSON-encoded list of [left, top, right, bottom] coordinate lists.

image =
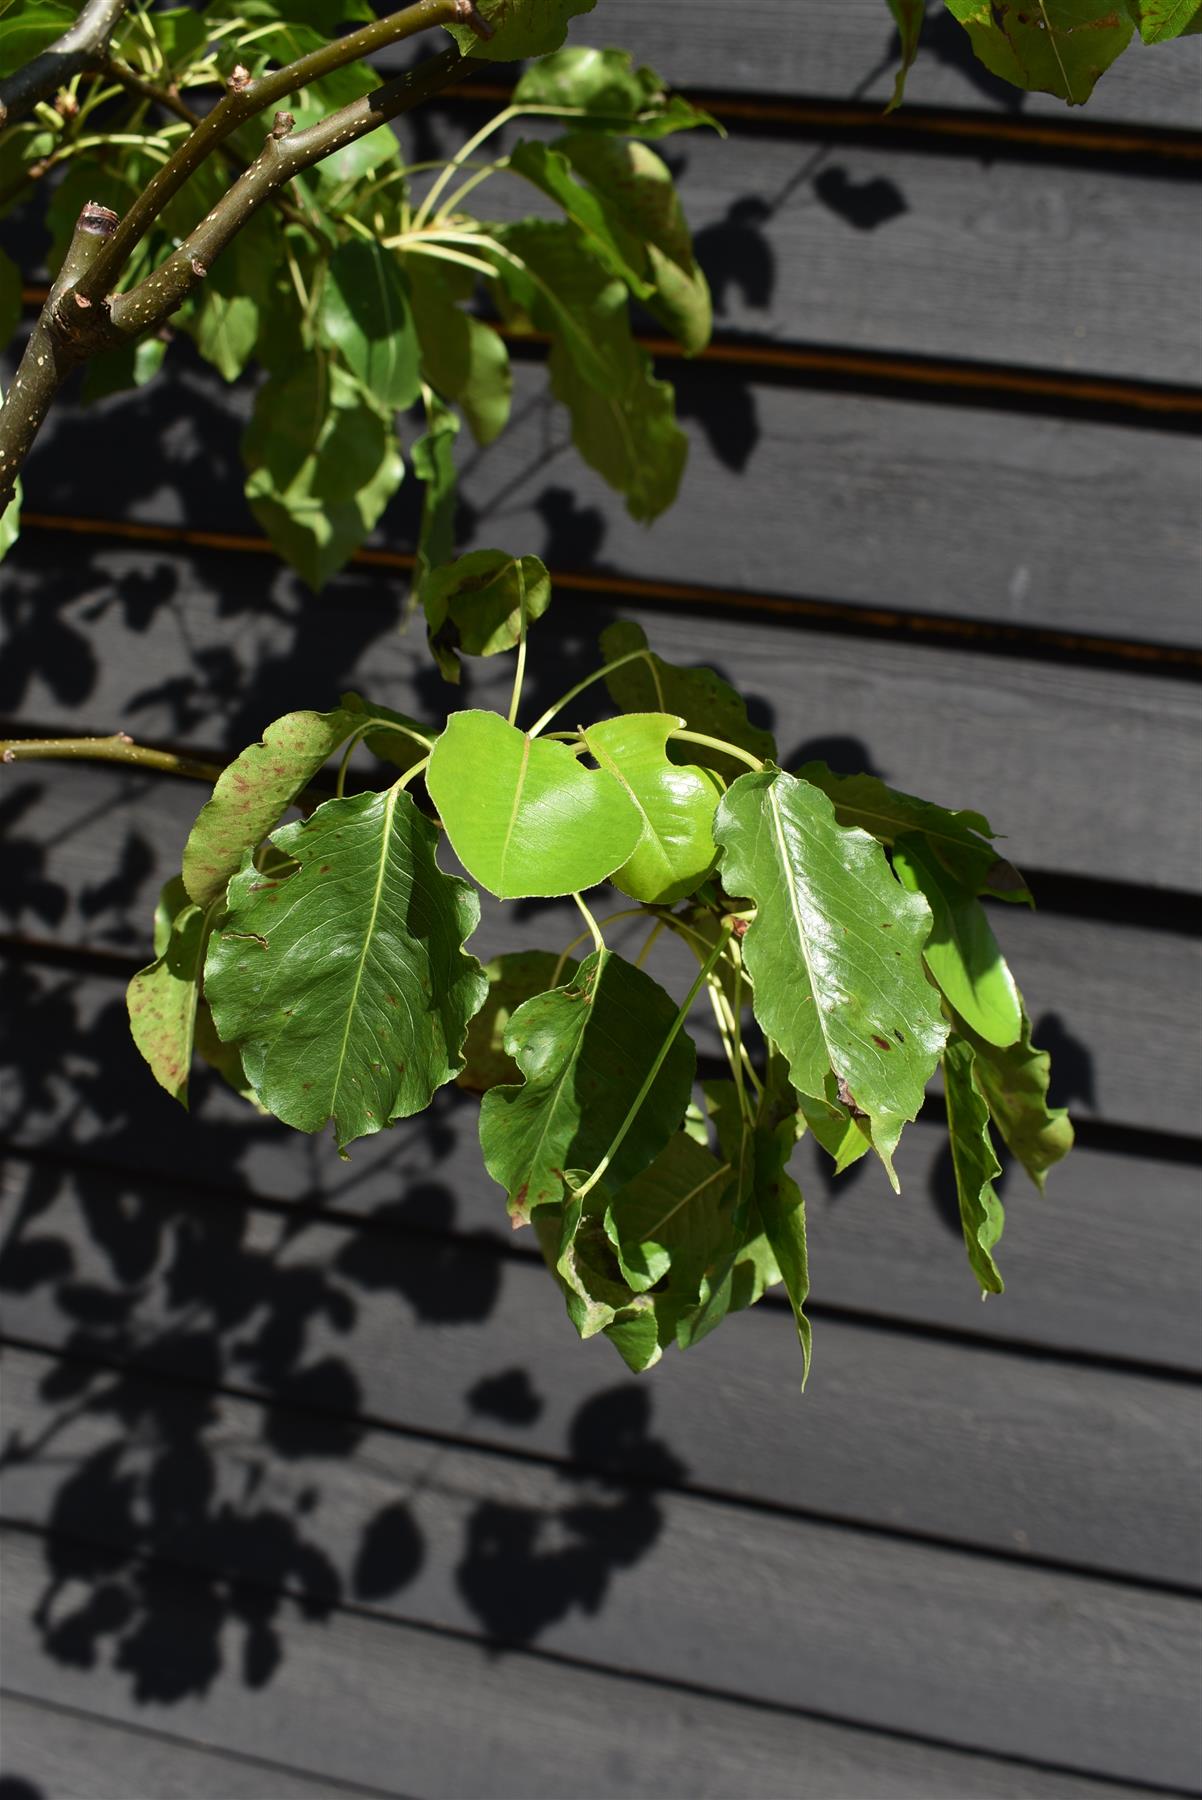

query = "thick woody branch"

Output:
[[75, 0, 486, 305], [0, 0, 130, 126]]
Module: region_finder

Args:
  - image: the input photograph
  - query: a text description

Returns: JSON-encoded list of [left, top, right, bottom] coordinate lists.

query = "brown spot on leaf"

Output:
[[872, 1034, 891, 1051], [837, 1076, 867, 1118]]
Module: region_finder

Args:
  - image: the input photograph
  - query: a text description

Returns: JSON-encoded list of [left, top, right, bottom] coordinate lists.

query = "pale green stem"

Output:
[[574, 926, 733, 1204], [571, 891, 606, 958], [550, 907, 646, 988], [430, 155, 510, 224], [391, 241, 499, 280], [669, 729, 765, 773], [507, 560, 529, 728], [635, 916, 666, 970], [411, 101, 519, 230], [527, 650, 656, 739], [396, 754, 431, 793]]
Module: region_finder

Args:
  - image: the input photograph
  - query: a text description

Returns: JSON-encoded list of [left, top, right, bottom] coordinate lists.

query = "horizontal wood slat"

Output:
[[0, 1534, 1173, 1800], [17, 356, 1202, 651], [4, 549, 1199, 891], [4, 1178, 1199, 1583], [3, 1354, 1199, 1788], [541, 1, 1202, 131], [429, 120, 1202, 387]]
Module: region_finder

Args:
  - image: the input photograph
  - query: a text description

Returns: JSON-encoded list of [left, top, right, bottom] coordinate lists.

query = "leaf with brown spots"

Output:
[[127, 881, 216, 1106], [181, 707, 357, 908]]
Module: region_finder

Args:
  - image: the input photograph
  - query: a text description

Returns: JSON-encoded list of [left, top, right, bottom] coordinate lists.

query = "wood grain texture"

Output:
[[15, 357, 1202, 649], [3, 1356, 1200, 1788], [4, 550, 1200, 891], [437, 121, 1202, 386], [3, 1177, 1199, 1583], [538, 0, 1202, 129], [0, 1536, 1175, 1800]]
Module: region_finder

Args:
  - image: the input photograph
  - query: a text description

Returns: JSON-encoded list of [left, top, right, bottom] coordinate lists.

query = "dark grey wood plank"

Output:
[[0, 1539, 1173, 1800], [4, 1175, 1199, 1583], [4, 546, 1199, 890], [435, 122, 1202, 385], [17, 358, 1202, 648], [0, 1690, 403, 1800], [548, 0, 1202, 128], [3, 1361, 1200, 1788]]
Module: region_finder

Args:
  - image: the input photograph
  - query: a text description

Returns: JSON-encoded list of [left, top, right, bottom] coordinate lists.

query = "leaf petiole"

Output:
[[669, 728, 764, 773], [526, 649, 661, 738], [571, 891, 607, 958]]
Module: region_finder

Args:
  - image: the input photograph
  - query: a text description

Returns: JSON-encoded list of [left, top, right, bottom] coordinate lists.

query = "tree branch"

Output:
[[0, 46, 479, 506], [0, 0, 130, 126], [0, 732, 224, 784], [74, 0, 484, 306]]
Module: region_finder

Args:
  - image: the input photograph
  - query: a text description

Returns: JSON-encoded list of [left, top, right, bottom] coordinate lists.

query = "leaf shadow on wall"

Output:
[[0, 965, 692, 1703]]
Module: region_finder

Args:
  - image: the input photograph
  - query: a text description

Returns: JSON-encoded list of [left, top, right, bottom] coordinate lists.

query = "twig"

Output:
[[0, 0, 130, 127], [0, 732, 224, 783]]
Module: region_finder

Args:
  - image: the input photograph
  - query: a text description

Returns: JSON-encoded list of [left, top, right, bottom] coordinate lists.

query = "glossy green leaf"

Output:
[[320, 239, 421, 412], [600, 621, 777, 785], [410, 397, 460, 599], [885, 0, 926, 108], [479, 948, 695, 1225], [581, 712, 720, 905], [507, 139, 654, 298], [513, 46, 721, 138], [893, 833, 1022, 1049], [127, 884, 213, 1106], [797, 1082, 872, 1174], [422, 550, 552, 683], [407, 261, 512, 446], [956, 1002, 1074, 1192], [754, 1115, 812, 1383], [943, 1034, 1006, 1295], [339, 691, 433, 780], [458, 950, 576, 1093], [1127, 0, 1202, 37], [427, 710, 642, 899], [944, 0, 1134, 103], [205, 787, 487, 1150], [493, 220, 687, 522], [713, 769, 947, 1187], [182, 707, 356, 907], [243, 359, 404, 589], [556, 134, 712, 354], [795, 761, 1029, 900], [445, 0, 596, 61]]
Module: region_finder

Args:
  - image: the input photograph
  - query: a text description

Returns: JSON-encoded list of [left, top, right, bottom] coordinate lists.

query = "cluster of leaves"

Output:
[[0, 9, 716, 584], [888, 0, 1201, 109], [127, 554, 1073, 1382]]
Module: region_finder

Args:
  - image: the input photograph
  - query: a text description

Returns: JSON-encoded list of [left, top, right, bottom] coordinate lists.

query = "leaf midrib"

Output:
[[330, 785, 398, 1123]]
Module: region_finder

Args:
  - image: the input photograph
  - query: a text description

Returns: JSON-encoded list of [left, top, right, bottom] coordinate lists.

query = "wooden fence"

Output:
[[1, 5, 1200, 1796]]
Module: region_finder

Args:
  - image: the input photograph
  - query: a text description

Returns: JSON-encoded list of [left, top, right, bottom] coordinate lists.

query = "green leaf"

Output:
[[193, 998, 267, 1114], [445, 0, 597, 61], [205, 787, 487, 1151], [410, 396, 460, 599], [955, 1002, 1074, 1192], [0, 0, 74, 77], [884, 0, 927, 109], [795, 761, 1029, 901], [458, 949, 575, 1093], [600, 620, 777, 785], [191, 287, 259, 383], [407, 261, 512, 447], [320, 239, 421, 412], [797, 1083, 872, 1175], [581, 712, 720, 905], [0, 245, 20, 348], [81, 336, 166, 405], [556, 133, 712, 354], [127, 884, 214, 1106], [713, 769, 947, 1187], [507, 139, 654, 299], [182, 706, 356, 907], [754, 1116, 812, 1384], [339, 691, 432, 779], [942, 1034, 1006, 1295], [513, 46, 721, 138], [892, 833, 1022, 1049], [243, 358, 405, 589], [1125, 0, 1202, 38], [944, 0, 1135, 104], [0, 476, 20, 561], [422, 549, 552, 683], [479, 947, 695, 1224], [493, 220, 687, 522], [426, 710, 642, 899]]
